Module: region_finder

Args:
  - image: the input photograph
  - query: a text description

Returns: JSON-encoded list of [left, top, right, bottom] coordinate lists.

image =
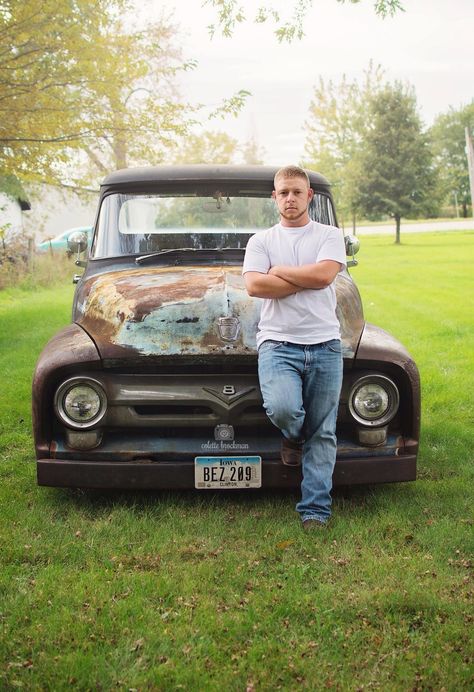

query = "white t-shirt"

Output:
[[242, 220, 347, 348]]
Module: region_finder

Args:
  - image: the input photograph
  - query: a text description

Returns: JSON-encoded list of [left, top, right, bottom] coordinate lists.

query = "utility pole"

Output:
[[466, 127, 474, 218]]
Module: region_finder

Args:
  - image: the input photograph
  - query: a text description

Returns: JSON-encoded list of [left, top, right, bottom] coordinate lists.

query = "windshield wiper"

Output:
[[135, 247, 243, 265], [135, 248, 198, 264]]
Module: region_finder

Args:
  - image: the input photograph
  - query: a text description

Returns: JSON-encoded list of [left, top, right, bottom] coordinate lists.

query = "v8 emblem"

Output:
[[203, 385, 254, 405]]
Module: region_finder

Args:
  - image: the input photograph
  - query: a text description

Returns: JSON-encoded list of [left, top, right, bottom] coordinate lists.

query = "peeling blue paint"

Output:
[[75, 265, 361, 359]]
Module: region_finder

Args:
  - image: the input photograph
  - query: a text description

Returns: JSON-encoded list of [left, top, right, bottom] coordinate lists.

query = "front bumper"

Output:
[[37, 454, 416, 489]]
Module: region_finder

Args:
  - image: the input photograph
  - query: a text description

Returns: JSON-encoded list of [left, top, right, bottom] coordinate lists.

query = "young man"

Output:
[[242, 165, 346, 530]]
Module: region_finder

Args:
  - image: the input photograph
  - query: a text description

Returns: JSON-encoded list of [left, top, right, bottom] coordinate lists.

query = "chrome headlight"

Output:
[[54, 378, 107, 429], [348, 375, 399, 427]]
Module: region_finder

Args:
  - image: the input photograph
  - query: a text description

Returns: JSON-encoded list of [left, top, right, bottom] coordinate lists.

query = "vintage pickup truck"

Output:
[[33, 165, 420, 490]]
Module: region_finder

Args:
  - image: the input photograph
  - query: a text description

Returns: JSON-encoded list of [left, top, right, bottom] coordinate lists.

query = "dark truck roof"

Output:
[[101, 165, 331, 195]]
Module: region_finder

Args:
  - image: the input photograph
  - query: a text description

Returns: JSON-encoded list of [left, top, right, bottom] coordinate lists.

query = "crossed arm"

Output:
[[244, 260, 342, 299]]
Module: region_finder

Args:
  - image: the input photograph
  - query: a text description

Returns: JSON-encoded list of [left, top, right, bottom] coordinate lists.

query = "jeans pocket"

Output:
[[258, 340, 285, 353], [325, 339, 342, 354]]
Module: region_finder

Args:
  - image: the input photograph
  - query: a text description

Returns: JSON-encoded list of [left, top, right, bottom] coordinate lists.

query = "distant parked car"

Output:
[[36, 226, 93, 255], [33, 165, 420, 491]]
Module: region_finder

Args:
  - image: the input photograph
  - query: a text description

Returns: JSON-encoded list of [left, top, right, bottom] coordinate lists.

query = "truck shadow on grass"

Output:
[[43, 482, 417, 526]]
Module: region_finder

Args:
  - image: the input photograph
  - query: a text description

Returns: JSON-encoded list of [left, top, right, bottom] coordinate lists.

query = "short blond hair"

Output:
[[274, 165, 310, 188]]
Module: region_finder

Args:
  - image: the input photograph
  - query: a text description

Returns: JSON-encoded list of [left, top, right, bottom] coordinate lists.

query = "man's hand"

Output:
[[244, 271, 303, 299], [268, 260, 341, 289]]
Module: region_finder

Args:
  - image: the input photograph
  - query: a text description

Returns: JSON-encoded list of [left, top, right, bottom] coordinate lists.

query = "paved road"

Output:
[[347, 218, 474, 235]]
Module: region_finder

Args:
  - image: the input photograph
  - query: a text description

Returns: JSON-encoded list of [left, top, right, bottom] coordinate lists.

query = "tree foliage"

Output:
[[240, 136, 265, 165], [173, 131, 239, 164], [205, 0, 404, 42], [0, 0, 125, 181], [429, 101, 474, 217], [303, 63, 385, 228], [172, 130, 265, 166], [0, 173, 28, 203], [358, 83, 436, 243], [0, 1, 248, 186], [74, 12, 193, 183]]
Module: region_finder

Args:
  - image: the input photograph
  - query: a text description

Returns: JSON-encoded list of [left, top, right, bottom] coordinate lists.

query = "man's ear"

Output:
[[271, 190, 276, 200], [308, 187, 314, 201]]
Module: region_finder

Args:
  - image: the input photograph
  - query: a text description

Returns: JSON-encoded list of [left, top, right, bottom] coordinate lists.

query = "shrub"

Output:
[[0, 232, 77, 290]]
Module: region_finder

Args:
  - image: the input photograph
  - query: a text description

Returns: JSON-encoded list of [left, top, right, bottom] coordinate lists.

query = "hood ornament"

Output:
[[218, 316, 240, 342]]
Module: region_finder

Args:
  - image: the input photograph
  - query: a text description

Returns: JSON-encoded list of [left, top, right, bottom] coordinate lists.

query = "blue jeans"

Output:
[[258, 339, 343, 523]]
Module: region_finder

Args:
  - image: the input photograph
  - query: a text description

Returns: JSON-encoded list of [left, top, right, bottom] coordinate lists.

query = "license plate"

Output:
[[195, 456, 262, 489]]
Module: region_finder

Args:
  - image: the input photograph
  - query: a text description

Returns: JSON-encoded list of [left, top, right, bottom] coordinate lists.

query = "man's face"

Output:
[[272, 175, 314, 226]]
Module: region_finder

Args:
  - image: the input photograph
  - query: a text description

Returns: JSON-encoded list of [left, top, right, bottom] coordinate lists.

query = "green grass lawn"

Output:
[[0, 232, 473, 690], [351, 216, 474, 228]]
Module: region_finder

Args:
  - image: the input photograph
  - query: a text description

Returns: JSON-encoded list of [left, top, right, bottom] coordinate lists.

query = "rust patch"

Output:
[[79, 266, 224, 330], [75, 265, 257, 356], [335, 273, 365, 356], [113, 269, 222, 322], [74, 265, 361, 359]]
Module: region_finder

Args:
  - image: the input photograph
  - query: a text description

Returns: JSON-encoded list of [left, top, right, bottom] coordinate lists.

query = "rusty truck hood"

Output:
[[74, 265, 364, 361]]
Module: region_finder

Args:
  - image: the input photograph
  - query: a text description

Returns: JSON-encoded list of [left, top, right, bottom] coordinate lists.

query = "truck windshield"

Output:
[[92, 191, 337, 259]]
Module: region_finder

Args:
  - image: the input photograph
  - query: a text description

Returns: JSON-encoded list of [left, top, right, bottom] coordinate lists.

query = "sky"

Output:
[[160, 0, 474, 165]]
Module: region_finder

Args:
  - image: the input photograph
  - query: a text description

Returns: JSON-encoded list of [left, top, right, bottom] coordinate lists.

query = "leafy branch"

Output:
[[204, 0, 405, 42]]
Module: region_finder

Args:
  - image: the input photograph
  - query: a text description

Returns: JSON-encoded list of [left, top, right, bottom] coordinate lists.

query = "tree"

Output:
[[0, 1, 248, 187], [205, 0, 404, 41], [429, 102, 474, 217], [240, 136, 265, 165], [303, 63, 385, 229], [358, 83, 436, 244], [172, 130, 265, 166], [173, 130, 239, 164], [74, 12, 194, 183], [0, 0, 127, 182]]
